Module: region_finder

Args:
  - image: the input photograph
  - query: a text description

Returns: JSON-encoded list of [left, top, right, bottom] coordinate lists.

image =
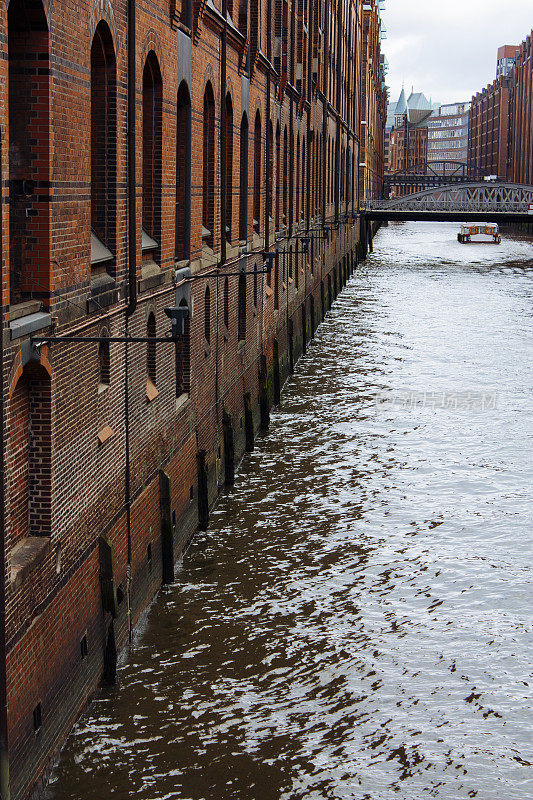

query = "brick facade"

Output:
[[0, 0, 385, 797], [468, 77, 511, 179], [468, 30, 532, 185]]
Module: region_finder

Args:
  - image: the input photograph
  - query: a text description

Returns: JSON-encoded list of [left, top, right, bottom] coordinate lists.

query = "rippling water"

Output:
[[48, 223, 533, 800]]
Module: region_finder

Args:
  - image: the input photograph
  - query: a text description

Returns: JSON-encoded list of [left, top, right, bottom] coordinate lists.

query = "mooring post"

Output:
[[244, 392, 255, 451], [159, 470, 174, 584], [196, 450, 209, 531], [259, 354, 270, 429], [288, 318, 294, 373], [273, 339, 281, 404], [102, 622, 117, 686], [222, 411, 235, 486]]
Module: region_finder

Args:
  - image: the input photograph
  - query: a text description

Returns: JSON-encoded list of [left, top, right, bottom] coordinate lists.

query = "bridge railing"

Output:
[[366, 199, 531, 213]]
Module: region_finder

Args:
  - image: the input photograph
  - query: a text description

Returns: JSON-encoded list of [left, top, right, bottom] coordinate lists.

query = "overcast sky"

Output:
[[382, 1, 532, 108]]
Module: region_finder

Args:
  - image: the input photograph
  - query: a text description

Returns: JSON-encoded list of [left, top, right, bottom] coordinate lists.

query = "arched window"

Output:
[[142, 53, 162, 262], [274, 252, 279, 310], [223, 277, 229, 329], [225, 93, 233, 242], [238, 272, 246, 341], [327, 139, 331, 204], [204, 285, 211, 344], [296, 135, 300, 221], [99, 332, 110, 388], [267, 119, 274, 225], [346, 147, 351, 205], [283, 126, 288, 225], [253, 111, 261, 233], [239, 113, 249, 241], [147, 312, 157, 385], [301, 138, 305, 219], [176, 81, 191, 261], [310, 134, 314, 217], [90, 22, 116, 275], [8, 0, 50, 304], [289, 130, 294, 215], [203, 82, 215, 249], [275, 123, 281, 230], [175, 298, 190, 397], [340, 146, 345, 201]]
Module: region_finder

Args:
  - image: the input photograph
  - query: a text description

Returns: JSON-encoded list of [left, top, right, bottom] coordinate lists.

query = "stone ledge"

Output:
[[10, 311, 52, 340], [11, 536, 51, 590]]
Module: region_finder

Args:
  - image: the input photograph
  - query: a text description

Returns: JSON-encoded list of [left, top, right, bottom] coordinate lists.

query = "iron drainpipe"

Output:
[[220, 0, 227, 266], [124, 0, 137, 642], [0, 139, 9, 799]]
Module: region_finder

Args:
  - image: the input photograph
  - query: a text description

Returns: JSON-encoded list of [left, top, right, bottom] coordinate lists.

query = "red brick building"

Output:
[[357, 2, 387, 201], [386, 88, 433, 196], [468, 31, 533, 186], [507, 31, 532, 185], [0, 0, 386, 797], [468, 77, 512, 179]]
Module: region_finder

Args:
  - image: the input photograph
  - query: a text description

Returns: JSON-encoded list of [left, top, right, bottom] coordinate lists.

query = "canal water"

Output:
[[48, 223, 533, 800]]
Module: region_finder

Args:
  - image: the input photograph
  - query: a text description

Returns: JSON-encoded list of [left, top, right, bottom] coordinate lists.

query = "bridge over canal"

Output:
[[359, 182, 533, 255]]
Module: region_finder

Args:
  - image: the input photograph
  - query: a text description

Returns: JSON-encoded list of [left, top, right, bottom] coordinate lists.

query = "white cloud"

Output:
[[382, 0, 533, 106]]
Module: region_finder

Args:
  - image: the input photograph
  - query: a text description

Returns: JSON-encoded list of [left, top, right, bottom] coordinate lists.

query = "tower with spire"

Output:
[[394, 86, 407, 127]]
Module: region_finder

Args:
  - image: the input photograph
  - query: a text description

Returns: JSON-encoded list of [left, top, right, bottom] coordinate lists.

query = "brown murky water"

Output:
[[48, 223, 533, 800]]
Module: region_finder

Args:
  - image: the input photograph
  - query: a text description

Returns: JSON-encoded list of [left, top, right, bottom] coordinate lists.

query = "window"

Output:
[[225, 93, 233, 242], [147, 312, 156, 385], [180, 0, 192, 28], [175, 298, 190, 396], [253, 111, 261, 233], [274, 253, 279, 310], [142, 53, 162, 261], [239, 113, 249, 241], [8, 0, 50, 304], [289, 130, 294, 214], [204, 285, 211, 344], [175, 81, 191, 261], [33, 703, 42, 733], [346, 147, 351, 205], [301, 137, 305, 219], [223, 277, 229, 329], [253, 264, 258, 307], [275, 123, 281, 230], [203, 82, 215, 249], [90, 22, 116, 275], [238, 0, 247, 37], [283, 127, 288, 224], [267, 119, 274, 225], [238, 272, 246, 341], [296, 135, 300, 220], [98, 333, 110, 388]]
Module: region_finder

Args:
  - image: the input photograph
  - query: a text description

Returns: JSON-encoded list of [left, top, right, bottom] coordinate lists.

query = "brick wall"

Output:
[[0, 0, 385, 796]]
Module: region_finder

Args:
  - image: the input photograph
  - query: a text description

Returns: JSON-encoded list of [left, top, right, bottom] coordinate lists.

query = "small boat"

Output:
[[458, 223, 501, 244]]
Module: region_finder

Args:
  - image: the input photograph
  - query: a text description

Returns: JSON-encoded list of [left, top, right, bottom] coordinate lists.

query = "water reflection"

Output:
[[48, 223, 533, 800]]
